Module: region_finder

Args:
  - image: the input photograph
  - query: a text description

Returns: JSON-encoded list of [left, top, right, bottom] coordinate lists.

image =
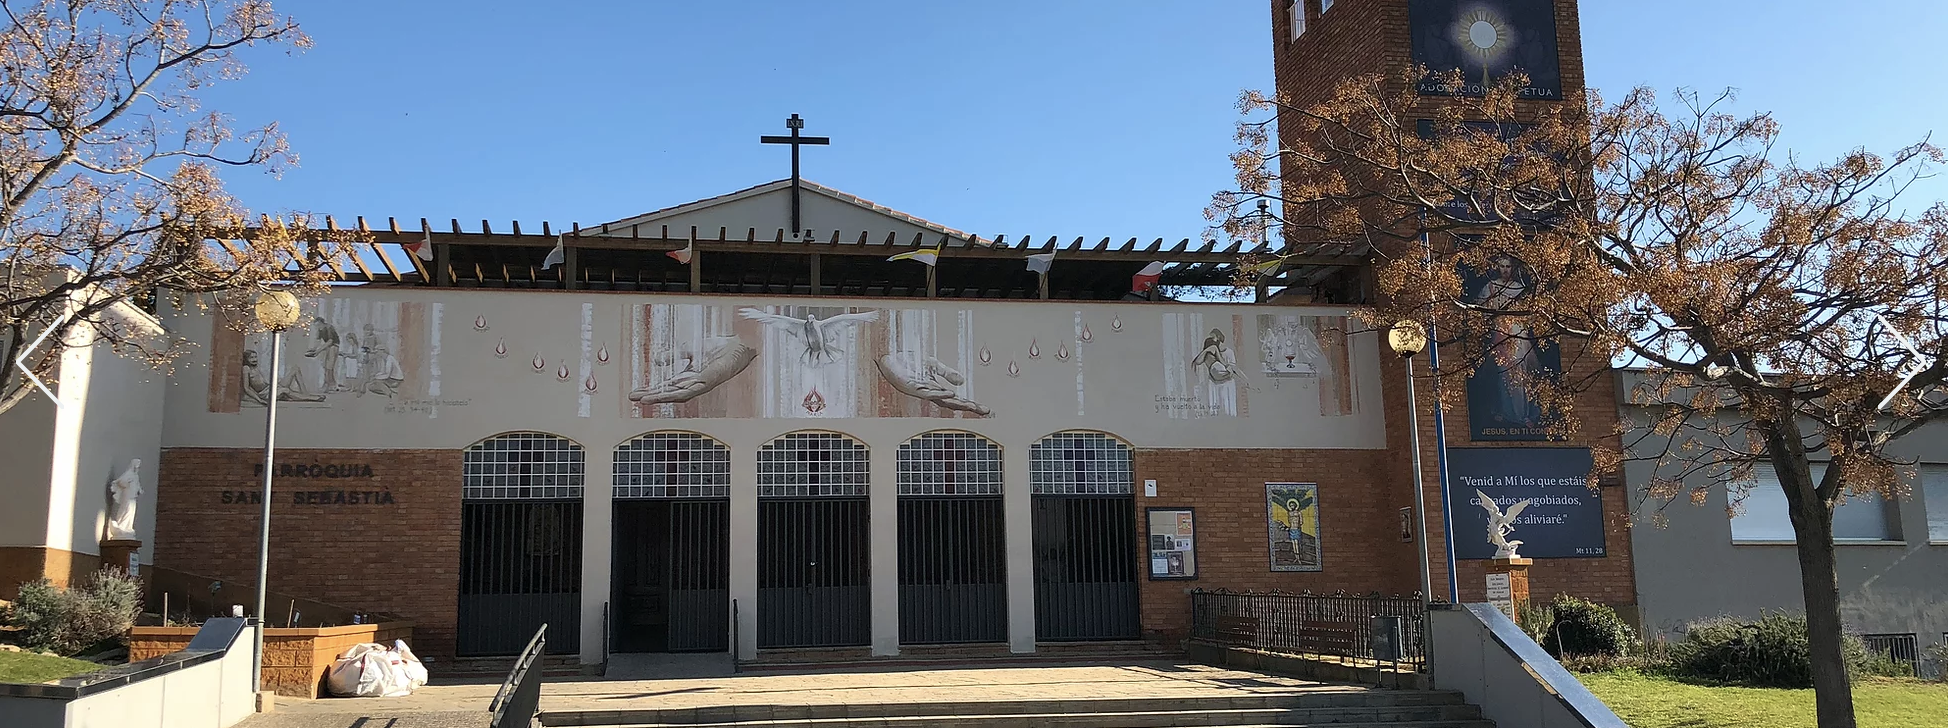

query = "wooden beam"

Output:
[[564, 223, 580, 290]]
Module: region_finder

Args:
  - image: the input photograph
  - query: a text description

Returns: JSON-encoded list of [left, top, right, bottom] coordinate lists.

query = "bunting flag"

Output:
[[542, 234, 566, 270], [888, 247, 940, 266], [1132, 261, 1167, 293], [1243, 257, 1284, 277], [667, 236, 694, 265], [1026, 252, 1056, 274], [402, 232, 435, 262]]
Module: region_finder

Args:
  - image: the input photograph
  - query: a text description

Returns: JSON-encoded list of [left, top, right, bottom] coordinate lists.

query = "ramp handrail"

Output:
[[489, 624, 547, 728]]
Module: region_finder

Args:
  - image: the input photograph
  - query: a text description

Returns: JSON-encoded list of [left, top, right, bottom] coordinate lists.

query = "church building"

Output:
[[2, 0, 1643, 672]]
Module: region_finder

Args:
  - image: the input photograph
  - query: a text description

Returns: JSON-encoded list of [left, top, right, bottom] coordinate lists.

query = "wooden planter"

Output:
[[129, 621, 413, 698]]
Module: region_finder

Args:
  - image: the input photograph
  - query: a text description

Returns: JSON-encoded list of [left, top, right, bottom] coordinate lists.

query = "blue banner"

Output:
[[1446, 447, 1604, 559]]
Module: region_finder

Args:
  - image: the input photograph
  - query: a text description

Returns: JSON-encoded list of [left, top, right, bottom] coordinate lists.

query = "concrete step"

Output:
[[542, 691, 1481, 727], [585, 717, 1492, 728]]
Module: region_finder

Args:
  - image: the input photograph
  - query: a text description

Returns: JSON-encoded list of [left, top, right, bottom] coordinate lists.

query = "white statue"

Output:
[[1475, 489, 1532, 559], [105, 459, 143, 541]]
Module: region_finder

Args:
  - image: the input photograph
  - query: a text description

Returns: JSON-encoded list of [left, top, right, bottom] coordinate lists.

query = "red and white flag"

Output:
[[1132, 261, 1166, 293], [402, 232, 435, 262], [667, 236, 694, 265]]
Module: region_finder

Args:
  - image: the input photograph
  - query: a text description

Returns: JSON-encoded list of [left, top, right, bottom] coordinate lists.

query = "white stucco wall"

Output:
[[0, 389, 58, 549], [51, 331, 168, 563], [595, 184, 957, 243]]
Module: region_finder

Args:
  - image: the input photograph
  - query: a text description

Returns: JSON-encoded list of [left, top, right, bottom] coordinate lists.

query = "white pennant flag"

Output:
[[542, 234, 566, 270]]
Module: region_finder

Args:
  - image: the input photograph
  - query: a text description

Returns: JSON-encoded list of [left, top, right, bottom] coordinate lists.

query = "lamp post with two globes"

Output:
[[250, 289, 302, 694]]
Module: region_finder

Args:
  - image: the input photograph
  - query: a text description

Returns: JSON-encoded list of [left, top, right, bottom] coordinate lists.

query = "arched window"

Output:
[[463, 432, 585, 500], [614, 432, 731, 499], [756, 432, 868, 498], [897, 432, 1002, 496], [1029, 431, 1132, 495]]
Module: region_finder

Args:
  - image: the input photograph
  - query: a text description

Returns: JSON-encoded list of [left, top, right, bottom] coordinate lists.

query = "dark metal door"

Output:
[[1032, 495, 1139, 641], [898, 496, 1006, 644], [459, 500, 583, 656], [757, 498, 870, 648], [612, 500, 729, 653]]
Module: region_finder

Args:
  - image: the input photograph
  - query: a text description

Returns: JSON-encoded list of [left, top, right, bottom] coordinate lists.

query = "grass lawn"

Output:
[[1580, 670, 1948, 728], [0, 650, 101, 684]]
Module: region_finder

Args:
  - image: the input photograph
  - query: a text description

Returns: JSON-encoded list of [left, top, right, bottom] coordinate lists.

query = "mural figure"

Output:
[[304, 319, 343, 391], [240, 349, 327, 406], [629, 335, 758, 405], [737, 308, 879, 366], [1476, 488, 1533, 559], [1190, 329, 1240, 384], [356, 342, 406, 398], [105, 459, 143, 541], [1260, 317, 1323, 377], [875, 352, 991, 416]]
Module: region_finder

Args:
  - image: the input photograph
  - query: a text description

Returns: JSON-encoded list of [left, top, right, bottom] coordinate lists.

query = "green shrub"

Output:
[[1515, 599, 1555, 644], [6, 570, 142, 656], [1666, 612, 1912, 687], [1539, 595, 1635, 658]]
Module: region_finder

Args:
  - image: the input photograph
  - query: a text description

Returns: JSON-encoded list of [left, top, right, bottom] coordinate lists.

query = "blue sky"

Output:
[[205, 0, 1947, 240]]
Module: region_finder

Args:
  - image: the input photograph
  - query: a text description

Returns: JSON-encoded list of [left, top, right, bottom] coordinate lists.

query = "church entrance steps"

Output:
[[742, 640, 1182, 671]]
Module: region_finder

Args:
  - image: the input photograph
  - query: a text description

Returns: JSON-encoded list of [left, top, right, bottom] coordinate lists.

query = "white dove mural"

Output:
[[738, 308, 879, 366]]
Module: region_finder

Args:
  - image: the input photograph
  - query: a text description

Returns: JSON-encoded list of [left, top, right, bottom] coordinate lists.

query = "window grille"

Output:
[[1030, 432, 1133, 495], [614, 432, 731, 499], [897, 432, 1002, 496], [757, 432, 869, 498], [463, 432, 584, 500]]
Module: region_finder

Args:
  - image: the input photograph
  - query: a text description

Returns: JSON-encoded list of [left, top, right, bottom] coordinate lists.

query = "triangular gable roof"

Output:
[[588, 178, 985, 246]]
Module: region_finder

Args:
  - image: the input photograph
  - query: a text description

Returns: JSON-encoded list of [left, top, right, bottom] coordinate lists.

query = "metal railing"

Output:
[[489, 624, 547, 728], [1189, 590, 1428, 672]]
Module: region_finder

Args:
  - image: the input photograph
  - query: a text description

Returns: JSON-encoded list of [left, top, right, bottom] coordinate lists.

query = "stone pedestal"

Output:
[[1484, 557, 1532, 619], [99, 539, 142, 577]]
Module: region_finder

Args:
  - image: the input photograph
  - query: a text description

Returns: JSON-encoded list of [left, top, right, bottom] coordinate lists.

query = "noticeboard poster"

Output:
[[1147, 508, 1197, 580]]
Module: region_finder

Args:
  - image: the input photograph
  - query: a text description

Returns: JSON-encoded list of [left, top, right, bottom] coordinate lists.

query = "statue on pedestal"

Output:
[[106, 458, 143, 541], [1475, 488, 1532, 560]]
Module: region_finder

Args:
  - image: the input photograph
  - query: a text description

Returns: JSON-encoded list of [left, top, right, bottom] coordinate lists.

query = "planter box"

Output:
[[129, 621, 413, 698]]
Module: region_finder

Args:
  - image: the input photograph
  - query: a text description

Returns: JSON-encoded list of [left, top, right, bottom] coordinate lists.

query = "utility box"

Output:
[[1370, 615, 1405, 662]]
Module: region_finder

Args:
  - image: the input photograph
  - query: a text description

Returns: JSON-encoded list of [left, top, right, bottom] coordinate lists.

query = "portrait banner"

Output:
[[1267, 482, 1322, 572], [1459, 252, 1562, 440]]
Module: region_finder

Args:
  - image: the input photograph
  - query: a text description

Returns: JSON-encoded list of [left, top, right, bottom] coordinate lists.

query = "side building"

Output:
[[1619, 369, 1948, 672]]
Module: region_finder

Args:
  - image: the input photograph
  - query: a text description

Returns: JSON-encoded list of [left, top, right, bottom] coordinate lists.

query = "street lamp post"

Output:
[[250, 290, 302, 694], [1387, 320, 1434, 606]]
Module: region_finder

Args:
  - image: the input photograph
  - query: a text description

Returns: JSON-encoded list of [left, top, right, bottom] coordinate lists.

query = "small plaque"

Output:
[[1486, 572, 1514, 618]]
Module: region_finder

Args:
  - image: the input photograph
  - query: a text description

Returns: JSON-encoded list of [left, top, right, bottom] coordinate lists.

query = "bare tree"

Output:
[[1213, 69, 1948, 728], [0, 0, 349, 416]]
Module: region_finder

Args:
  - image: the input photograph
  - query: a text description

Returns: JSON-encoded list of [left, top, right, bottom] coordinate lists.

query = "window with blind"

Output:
[[1729, 465, 1898, 543], [1923, 465, 1948, 542]]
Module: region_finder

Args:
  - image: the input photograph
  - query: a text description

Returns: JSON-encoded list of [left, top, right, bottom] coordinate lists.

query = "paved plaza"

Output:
[[237, 660, 1364, 728]]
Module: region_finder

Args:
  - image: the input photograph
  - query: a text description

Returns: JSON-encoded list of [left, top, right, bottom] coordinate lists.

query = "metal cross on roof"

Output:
[[760, 114, 830, 238]]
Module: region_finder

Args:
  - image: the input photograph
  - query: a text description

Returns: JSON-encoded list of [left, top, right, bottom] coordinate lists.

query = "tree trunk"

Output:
[[1768, 419, 1856, 728]]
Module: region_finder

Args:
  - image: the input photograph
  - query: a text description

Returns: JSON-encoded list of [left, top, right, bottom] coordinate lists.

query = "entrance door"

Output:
[[896, 432, 1007, 644], [1029, 432, 1139, 642], [757, 498, 871, 647], [1031, 496, 1139, 640], [458, 433, 585, 657], [611, 499, 729, 653]]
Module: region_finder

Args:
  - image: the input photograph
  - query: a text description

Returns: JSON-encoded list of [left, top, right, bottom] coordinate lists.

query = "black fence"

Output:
[[1189, 590, 1428, 670]]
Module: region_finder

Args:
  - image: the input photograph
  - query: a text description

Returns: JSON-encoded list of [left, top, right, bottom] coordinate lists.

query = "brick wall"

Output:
[[154, 448, 462, 659], [1269, 0, 1635, 611], [1134, 447, 1416, 643]]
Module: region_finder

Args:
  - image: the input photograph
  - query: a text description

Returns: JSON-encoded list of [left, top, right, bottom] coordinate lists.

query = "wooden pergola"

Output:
[[254, 217, 1373, 302]]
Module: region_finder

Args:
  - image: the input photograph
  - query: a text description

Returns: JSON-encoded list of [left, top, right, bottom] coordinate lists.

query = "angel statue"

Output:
[[1475, 489, 1532, 559], [737, 308, 878, 366], [105, 459, 144, 541]]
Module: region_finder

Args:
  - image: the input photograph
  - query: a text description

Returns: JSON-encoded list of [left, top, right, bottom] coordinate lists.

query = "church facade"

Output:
[[1, 0, 1653, 671]]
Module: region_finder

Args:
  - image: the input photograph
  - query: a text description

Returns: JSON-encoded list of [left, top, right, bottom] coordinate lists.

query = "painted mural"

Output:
[[1257, 314, 1361, 417], [1158, 313, 1248, 419], [621, 303, 989, 419], [207, 299, 445, 416], [1267, 482, 1322, 572]]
